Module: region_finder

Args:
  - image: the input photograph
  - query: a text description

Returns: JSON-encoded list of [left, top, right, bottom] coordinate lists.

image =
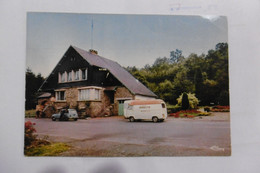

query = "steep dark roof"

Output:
[[72, 46, 157, 97]]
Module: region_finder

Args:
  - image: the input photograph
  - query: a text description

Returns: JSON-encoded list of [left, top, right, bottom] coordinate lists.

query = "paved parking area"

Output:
[[25, 112, 231, 156]]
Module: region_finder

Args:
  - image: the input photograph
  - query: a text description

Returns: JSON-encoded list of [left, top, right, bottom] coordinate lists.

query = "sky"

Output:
[[26, 13, 228, 77]]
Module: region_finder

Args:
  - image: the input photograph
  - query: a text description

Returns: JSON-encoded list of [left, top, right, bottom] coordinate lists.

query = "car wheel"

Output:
[[74, 118, 78, 121], [152, 116, 158, 123], [52, 117, 56, 121], [129, 116, 135, 122]]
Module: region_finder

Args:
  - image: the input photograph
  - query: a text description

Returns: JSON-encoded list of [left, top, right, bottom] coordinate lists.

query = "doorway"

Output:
[[118, 100, 124, 116]]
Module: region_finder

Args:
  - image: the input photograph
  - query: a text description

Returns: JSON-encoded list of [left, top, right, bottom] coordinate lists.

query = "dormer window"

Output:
[[58, 68, 87, 83], [67, 71, 72, 81], [61, 72, 66, 83], [74, 70, 79, 80], [82, 69, 88, 80]]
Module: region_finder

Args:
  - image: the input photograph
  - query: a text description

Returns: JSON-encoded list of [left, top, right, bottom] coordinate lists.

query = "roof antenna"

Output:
[[91, 18, 93, 49], [89, 18, 98, 55]]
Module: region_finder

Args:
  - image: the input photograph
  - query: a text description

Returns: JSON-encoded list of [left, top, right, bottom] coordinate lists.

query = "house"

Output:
[[37, 45, 157, 118]]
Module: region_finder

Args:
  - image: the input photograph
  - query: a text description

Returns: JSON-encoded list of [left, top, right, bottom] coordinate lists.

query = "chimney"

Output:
[[89, 49, 98, 55]]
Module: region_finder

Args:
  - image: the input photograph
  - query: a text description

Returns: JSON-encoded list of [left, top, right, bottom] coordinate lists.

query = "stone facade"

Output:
[[37, 97, 56, 118], [113, 87, 134, 115], [37, 86, 134, 118], [65, 87, 78, 108], [76, 88, 112, 117]]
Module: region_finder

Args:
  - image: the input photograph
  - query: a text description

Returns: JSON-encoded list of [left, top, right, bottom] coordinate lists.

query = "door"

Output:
[[118, 100, 124, 116]]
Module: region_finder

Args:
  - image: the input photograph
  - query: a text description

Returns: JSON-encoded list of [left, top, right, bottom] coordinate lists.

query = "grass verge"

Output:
[[25, 143, 70, 156], [25, 109, 36, 118]]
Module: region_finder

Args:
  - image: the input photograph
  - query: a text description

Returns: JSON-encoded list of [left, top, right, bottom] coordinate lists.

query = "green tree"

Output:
[[170, 49, 183, 63], [132, 71, 148, 87], [181, 92, 189, 110], [157, 80, 175, 103], [25, 68, 45, 110], [205, 42, 229, 105], [177, 93, 199, 109], [152, 57, 170, 67], [194, 67, 204, 104], [125, 42, 229, 106]]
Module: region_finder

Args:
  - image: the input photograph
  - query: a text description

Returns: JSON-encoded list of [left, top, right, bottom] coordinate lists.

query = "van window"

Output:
[[127, 105, 133, 110], [161, 103, 166, 108]]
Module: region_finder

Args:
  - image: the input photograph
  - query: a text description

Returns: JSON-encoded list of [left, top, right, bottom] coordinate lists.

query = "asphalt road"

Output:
[[25, 112, 231, 156]]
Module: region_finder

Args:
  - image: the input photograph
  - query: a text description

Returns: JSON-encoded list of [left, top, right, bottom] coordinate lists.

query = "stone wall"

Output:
[[77, 89, 112, 117], [37, 86, 133, 118], [65, 87, 78, 108], [37, 97, 57, 118], [55, 87, 112, 118]]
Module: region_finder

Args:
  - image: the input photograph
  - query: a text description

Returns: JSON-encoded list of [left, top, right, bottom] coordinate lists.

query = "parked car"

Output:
[[52, 109, 79, 121], [124, 99, 167, 123]]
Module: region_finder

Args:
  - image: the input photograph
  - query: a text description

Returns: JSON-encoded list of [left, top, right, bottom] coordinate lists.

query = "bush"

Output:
[[24, 121, 37, 148], [177, 93, 199, 109], [167, 105, 181, 113], [181, 93, 189, 110]]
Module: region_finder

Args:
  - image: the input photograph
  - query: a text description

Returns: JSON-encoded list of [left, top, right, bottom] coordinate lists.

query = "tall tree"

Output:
[[194, 67, 204, 103], [25, 68, 45, 110], [181, 92, 189, 110], [170, 49, 183, 63]]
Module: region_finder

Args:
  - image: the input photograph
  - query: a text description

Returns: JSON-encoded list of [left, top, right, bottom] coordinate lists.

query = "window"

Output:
[[94, 89, 100, 100], [82, 69, 88, 80], [74, 70, 79, 80], [161, 103, 166, 108], [78, 89, 90, 101], [127, 105, 133, 110], [78, 88, 101, 101], [56, 91, 66, 101], [61, 72, 66, 83], [67, 71, 72, 81], [58, 68, 87, 83]]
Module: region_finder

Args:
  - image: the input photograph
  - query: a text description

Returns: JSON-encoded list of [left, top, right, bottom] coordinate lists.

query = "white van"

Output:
[[124, 99, 167, 122]]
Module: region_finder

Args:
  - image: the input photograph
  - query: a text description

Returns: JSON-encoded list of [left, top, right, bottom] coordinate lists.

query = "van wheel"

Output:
[[74, 118, 78, 121], [52, 117, 56, 121], [152, 116, 158, 123], [129, 117, 135, 122]]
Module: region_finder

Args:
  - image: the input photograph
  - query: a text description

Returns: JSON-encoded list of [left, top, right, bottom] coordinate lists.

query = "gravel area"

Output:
[[27, 112, 230, 156]]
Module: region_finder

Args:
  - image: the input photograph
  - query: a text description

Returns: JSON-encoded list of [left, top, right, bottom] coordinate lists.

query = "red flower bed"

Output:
[[170, 109, 202, 118], [215, 106, 230, 109], [211, 105, 230, 112], [187, 115, 194, 118]]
